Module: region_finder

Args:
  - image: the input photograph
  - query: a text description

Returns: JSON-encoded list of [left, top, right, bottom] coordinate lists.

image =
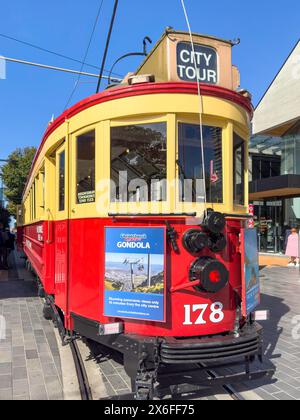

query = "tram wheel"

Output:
[[38, 285, 45, 298], [43, 303, 53, 321]]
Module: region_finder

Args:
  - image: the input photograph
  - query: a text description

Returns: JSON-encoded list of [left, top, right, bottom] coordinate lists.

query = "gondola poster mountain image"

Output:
[[241, 228, 261, 316], [104, 227, 166, 321]]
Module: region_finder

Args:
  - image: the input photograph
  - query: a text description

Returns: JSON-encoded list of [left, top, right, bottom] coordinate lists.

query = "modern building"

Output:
[[250, 39, 300, 253]]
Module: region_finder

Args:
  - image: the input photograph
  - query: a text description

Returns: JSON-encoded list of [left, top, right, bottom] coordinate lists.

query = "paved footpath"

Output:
[[216, 266, 300, 400], [0, 251, 64, 400], [248, 266, 300, 400]]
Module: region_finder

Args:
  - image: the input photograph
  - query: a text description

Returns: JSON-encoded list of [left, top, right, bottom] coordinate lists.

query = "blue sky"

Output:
[[0, 0, 299, 159]]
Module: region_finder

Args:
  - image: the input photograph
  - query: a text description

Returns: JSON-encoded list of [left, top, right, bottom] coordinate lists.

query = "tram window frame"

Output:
[[110, 122, 167, 203], [58, 150, 66, 212], [76, 130, 96, 205], [233, 132, 245, 206], [32, 182, 36, 221], [177, 122, 223, 204]]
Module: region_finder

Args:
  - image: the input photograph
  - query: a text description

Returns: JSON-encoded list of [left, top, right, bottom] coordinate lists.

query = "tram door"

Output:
[[53, 142, 69, 313]]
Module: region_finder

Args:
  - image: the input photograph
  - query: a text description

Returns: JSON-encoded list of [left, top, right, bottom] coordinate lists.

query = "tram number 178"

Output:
[[183, 303, 224, 325]]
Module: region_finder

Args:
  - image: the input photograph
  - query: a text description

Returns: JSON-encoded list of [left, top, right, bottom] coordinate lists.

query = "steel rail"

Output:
[[70, 340, 93, 401]]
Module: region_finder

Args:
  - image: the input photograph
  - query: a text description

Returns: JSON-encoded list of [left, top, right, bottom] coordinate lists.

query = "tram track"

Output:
[[67, 338, 259, 401], [70, 339, 93, 401]]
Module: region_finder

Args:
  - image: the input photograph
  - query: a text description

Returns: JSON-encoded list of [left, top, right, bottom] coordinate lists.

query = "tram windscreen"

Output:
[[178, 123, 223, 203], [110, 123, 167, 202]]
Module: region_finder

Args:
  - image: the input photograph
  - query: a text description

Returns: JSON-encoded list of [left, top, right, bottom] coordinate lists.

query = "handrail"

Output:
[[46, 208, 52, 244]]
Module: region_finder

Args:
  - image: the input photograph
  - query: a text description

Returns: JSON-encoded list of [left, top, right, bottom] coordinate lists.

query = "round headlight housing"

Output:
[[203, 211, 226, 234], [183, 229, 208, 255], [189, 257, 229, 293], [208, 233, 227, 253]]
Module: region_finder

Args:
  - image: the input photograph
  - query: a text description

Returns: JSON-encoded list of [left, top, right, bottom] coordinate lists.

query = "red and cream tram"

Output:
[[19, 30, 271, 399]]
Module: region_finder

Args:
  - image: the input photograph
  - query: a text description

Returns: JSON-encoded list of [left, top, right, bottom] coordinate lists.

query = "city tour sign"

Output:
[[177, 42, 218, 84]]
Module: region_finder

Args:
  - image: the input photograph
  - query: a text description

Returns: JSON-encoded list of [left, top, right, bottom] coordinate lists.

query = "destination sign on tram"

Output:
[[177, 42, 218, 84]]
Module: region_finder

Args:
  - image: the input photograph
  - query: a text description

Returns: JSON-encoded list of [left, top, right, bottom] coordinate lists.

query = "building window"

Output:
[[233, 133, 245, 206], [111, 123, 167, 202], [178, 123, 223, 203], [58, 151, 65, 212], [76, 130, 96, 204], [252, 155, 281, 181]]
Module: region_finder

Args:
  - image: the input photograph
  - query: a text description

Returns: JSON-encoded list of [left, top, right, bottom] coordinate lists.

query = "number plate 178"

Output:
[[183, 303, 224, 325]]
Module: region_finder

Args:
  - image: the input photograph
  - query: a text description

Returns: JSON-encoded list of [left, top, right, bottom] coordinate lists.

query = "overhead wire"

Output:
[[0, 32, 122, 77], [64, 0, 105, 109]]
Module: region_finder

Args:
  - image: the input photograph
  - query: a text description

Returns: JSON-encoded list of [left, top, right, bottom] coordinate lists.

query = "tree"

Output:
[[0, 147, 37, 217]]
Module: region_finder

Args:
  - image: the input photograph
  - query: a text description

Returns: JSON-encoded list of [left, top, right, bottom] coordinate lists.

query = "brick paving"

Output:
[[0, 251, 64, 400], [215, 265, 300, 400], [248, 266, 300, 400]]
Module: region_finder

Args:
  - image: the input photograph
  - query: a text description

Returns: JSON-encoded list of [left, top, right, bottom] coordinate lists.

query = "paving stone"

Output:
[[0, 388, 13, 400], [12, 366, 28, 381], [29, 372, 45, 388], [26, 359, 42, 372], [25, 349, 38, 360], [273, 391, 296, 400], [106, 374, 130, 391], [12, 355, 26, 368], [42, 363, 58, 377], [0, 375, 12, 389], [30, 384, 48, 400], [0, 363, 11, 375], [13, 379, 29, 398]]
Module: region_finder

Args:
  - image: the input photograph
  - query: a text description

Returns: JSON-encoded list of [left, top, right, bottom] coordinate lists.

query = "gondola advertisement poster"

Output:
[[241, 228, 261, 316], [104, 227, 166, 322]]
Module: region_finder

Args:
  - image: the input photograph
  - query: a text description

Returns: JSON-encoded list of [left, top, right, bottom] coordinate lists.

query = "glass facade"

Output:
[[281, 122, 300, 175], [250, 122, 300, 254]]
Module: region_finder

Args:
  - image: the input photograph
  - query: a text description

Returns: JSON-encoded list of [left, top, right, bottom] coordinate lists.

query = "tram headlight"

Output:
[[189, 257, 229, 293], [183, 229, 208, 254], [203, 211, 226, 234]]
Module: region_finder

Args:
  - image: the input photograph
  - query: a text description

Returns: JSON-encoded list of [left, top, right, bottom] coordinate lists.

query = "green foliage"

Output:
[[1, 147, 36, 217]]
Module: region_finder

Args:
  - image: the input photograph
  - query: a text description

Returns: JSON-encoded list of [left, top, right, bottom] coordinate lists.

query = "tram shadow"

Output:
[[210, 292, 289, 397]]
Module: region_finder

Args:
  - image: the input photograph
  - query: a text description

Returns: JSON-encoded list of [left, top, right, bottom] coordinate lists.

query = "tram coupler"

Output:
[[134, 369, 157, 400]]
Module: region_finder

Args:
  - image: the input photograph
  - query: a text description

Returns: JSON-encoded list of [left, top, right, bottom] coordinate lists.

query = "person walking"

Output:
[[0, 222, 9, 270], [286, 228, 299, 268]]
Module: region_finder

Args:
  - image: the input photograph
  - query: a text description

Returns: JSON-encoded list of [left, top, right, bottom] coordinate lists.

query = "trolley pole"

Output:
[[96, 0, 119, 93]]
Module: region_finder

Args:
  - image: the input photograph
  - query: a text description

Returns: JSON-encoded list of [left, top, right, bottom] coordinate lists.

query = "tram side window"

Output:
[[59, 151, 65, 212], [111, 123, 167, 202], [233, 133, 245, 206], [178, 123, 223, 203], [76, 130, 95, 204]]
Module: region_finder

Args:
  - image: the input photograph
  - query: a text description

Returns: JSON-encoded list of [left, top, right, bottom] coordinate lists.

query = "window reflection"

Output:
[[233, 133, 245, 206], [111, 123, 167, 202], [76, 130, 95, 204], [178, 123, 223, 203]]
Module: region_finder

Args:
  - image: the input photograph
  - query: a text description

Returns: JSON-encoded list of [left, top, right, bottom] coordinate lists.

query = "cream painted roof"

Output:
[[253, 40, 300, 135]]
